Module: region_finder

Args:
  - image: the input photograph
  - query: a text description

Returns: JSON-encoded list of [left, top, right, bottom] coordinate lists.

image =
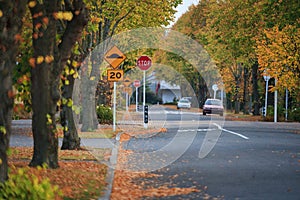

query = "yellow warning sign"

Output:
[[123, 87, 132, 95], [107, 69, 124, 82], [123, 77, 132, 87], [104, 46, 126, 69]]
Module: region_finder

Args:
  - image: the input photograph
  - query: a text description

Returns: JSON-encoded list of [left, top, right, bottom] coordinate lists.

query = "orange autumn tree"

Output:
[[256, 25, 300, 93]]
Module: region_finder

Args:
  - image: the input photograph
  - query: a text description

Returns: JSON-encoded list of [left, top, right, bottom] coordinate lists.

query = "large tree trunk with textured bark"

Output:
[[0, 0, 26, 182], [29, 2, 60, 168], [29, 0, 88, 168]]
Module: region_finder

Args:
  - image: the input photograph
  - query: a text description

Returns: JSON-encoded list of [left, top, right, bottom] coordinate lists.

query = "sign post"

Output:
[[212, 84, 218, 99], [105, 46, 126, 131], [274, 78, 278, 123], [134, 80, 141, 112], [285, 88, 288, 121], [123, 77, 132, 112], [263, 70, 270, 117], [137, 56, 152, 128]]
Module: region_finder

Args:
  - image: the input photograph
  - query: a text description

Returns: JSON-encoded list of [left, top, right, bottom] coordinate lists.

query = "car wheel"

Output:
[[203, 112, 206, 115]]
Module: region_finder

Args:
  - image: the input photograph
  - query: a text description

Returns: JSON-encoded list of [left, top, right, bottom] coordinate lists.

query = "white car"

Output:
[[181, 97, 192, 102], [177, 99, 191, 109]]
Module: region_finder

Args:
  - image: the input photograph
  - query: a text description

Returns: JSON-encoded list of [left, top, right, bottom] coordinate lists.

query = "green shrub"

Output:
[[0, 166, 62, 200], [290, 108, 300, 122], [96, 105, 113, 124]]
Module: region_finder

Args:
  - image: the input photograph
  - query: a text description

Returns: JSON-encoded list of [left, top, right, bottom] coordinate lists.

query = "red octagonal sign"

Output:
[[137, 56, 152, 71]]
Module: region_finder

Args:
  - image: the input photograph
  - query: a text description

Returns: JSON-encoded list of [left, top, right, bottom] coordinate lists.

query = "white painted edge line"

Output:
[[213, 123, 249, 140]]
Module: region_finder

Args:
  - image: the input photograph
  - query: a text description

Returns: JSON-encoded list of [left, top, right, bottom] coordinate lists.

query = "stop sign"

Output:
[[137, 56, 152, 71], [133, 80, 140, 87]]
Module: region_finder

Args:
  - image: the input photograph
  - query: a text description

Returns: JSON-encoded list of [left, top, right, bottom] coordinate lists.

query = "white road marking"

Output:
[[177, 124, 249, 140], [178, 128, 217, 132], [213, 123, 249, 140]]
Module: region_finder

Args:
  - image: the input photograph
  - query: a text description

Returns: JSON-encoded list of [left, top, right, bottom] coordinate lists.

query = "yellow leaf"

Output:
[[63, 12, 73, 21], [0, 10, 3, 18], [45, 55, 54, 63], [62, 98, 67, 105], [72, 60, 78, 68], [53, 12, 63, 20], [37, 56, 44, 64], [90, 76, 96, 81], [65, 67, 70, 75], [28, 1, 37, 8], [67, 99, 73, 107], [73, 72, 79, 79], [65, 80, 69, 85], [69, 69, 75, 75], [0, 126, 6, 135]]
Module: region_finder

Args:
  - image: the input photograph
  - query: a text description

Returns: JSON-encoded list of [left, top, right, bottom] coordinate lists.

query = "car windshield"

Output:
[[205, 99, 222, 106], [179, 99, 190, 103]]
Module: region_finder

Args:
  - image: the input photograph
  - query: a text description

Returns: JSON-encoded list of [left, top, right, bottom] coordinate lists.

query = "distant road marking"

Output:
[[178, 128, 217, 132], [213, 123, 249, 140]]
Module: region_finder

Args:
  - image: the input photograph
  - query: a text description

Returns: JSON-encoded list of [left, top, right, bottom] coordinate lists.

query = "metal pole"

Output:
[[274, 79, 278, 123], [136, 87, 138, 112], [285, 88, 288, 121], [221, 89, 224, 103], [143, 70, 147, 128], [113, 82, 116, 131], [125, 92, 128, 112], [264, 80, 269, 117]]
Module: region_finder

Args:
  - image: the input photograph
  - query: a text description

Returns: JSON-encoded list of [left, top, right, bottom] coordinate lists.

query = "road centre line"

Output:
[[213, 123, 249, 140]]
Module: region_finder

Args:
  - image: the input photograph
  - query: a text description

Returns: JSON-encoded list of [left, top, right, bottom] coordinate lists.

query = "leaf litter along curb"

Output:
[[110, 130, 205, 200], [8, 146, 110, 199]]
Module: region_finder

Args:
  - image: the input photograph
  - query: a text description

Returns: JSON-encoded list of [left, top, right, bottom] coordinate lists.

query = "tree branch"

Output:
[[58, 0, 88, 71], [110, 6, 135, 38]]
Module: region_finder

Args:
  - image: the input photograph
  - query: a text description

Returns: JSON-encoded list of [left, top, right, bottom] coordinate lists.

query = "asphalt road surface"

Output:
[[10, 110, 300, 199], [122, 110, 300, 200]]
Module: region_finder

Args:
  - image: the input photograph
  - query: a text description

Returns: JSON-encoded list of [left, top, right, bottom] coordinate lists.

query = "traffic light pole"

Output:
[[264, 79, 269, 117], [143, 70, 148, 129]]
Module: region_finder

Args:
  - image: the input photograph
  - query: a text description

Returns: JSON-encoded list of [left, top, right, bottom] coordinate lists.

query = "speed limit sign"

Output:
[[107, 69, 124, 82]]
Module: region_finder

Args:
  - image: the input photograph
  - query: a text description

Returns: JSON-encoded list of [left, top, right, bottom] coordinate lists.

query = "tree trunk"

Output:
[[252, 62, 260, 115], [81, 77, 98, 131], [0, 70, 14, 183], [28, 2, 59, 168], [0, 0, 27, 182], [29, 0, 88, 167], [61, 75, 80, 150], [243, 67, 249, 114], [80, 52, 105, 131]]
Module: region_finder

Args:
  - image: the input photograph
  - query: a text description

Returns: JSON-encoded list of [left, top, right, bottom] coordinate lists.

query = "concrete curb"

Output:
[[99, 132, 123, 200]]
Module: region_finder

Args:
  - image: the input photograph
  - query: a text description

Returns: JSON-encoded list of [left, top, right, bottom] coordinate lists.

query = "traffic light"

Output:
[[262, 107, 266, 116], [144, 105, 148, 123]]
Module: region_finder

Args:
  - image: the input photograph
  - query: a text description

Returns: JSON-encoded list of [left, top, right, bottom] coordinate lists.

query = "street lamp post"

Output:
[[263, 70, 270, 117]]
